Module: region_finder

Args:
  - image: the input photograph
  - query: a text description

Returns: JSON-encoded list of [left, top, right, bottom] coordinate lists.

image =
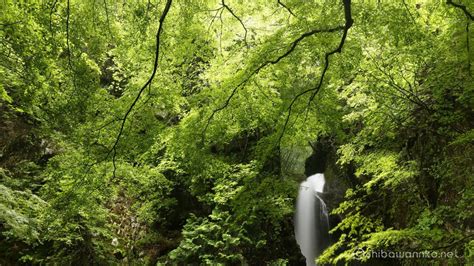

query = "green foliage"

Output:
[[0, 182, 45, 244], [168, 212, 247, 264], [1, 0, 473, 265]]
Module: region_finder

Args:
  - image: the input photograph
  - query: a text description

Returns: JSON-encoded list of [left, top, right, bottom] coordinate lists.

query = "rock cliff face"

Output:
[[295, 137, 352, 210], [0, 107, 39, 168]]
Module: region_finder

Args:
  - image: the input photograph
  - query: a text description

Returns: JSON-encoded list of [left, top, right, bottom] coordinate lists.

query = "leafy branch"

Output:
[[0, 21, 23, 27], [65, 0, 79, 95], [221, 0, 248, 47], [447, 0, 474, 20], [107, 0, 173, 179], [49, 0, 59, 33], [66, 0, 72, 69], [201, 25, 344, 143], [278, 0, 296, 17], [103, 0, 114, 41], [446, 0, 472, 71], [277, 0, 353, 146]]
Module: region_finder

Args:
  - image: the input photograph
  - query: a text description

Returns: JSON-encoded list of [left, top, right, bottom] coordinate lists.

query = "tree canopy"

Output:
[[0, 0, 473, 264]]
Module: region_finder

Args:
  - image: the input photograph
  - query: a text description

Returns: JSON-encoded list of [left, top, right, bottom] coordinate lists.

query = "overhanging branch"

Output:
[[107, 0, 172, 179], [221, 0, 248, 47], [447, 0, 473, 71], [201, 25, 344, 143], [278, 0, 296, 17], [447, 0, 474, 20], [277, 0, 353, 146]]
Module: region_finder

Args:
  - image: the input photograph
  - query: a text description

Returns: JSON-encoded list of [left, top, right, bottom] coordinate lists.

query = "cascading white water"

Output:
[[295, 173, 330, 266]]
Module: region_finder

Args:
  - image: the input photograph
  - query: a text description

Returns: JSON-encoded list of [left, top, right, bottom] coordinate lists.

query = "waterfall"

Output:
[[295, 173, 330, 266]]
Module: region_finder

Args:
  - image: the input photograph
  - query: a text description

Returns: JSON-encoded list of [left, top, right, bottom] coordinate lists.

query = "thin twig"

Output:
[[402, 0, 416, 23], [103, 0, 114, 41], [466, 21, 471, 73], [208, 6, 224, 33], [49, 0, 59, 34], [65, 0, 79, 95], [66, 0, 72, 69]]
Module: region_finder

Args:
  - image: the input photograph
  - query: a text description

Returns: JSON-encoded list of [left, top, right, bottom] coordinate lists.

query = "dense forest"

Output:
[[1, 0, 473, 265]]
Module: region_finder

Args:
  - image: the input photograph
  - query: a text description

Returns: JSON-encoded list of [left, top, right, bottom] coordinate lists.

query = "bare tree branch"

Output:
[[221, 0, 248, 47], [107, 0, 173, 179], [278, 0, 296, 17], [447, 0, 474, 20], [308, 0, 353, 103], [277, 0, 353, 146]]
